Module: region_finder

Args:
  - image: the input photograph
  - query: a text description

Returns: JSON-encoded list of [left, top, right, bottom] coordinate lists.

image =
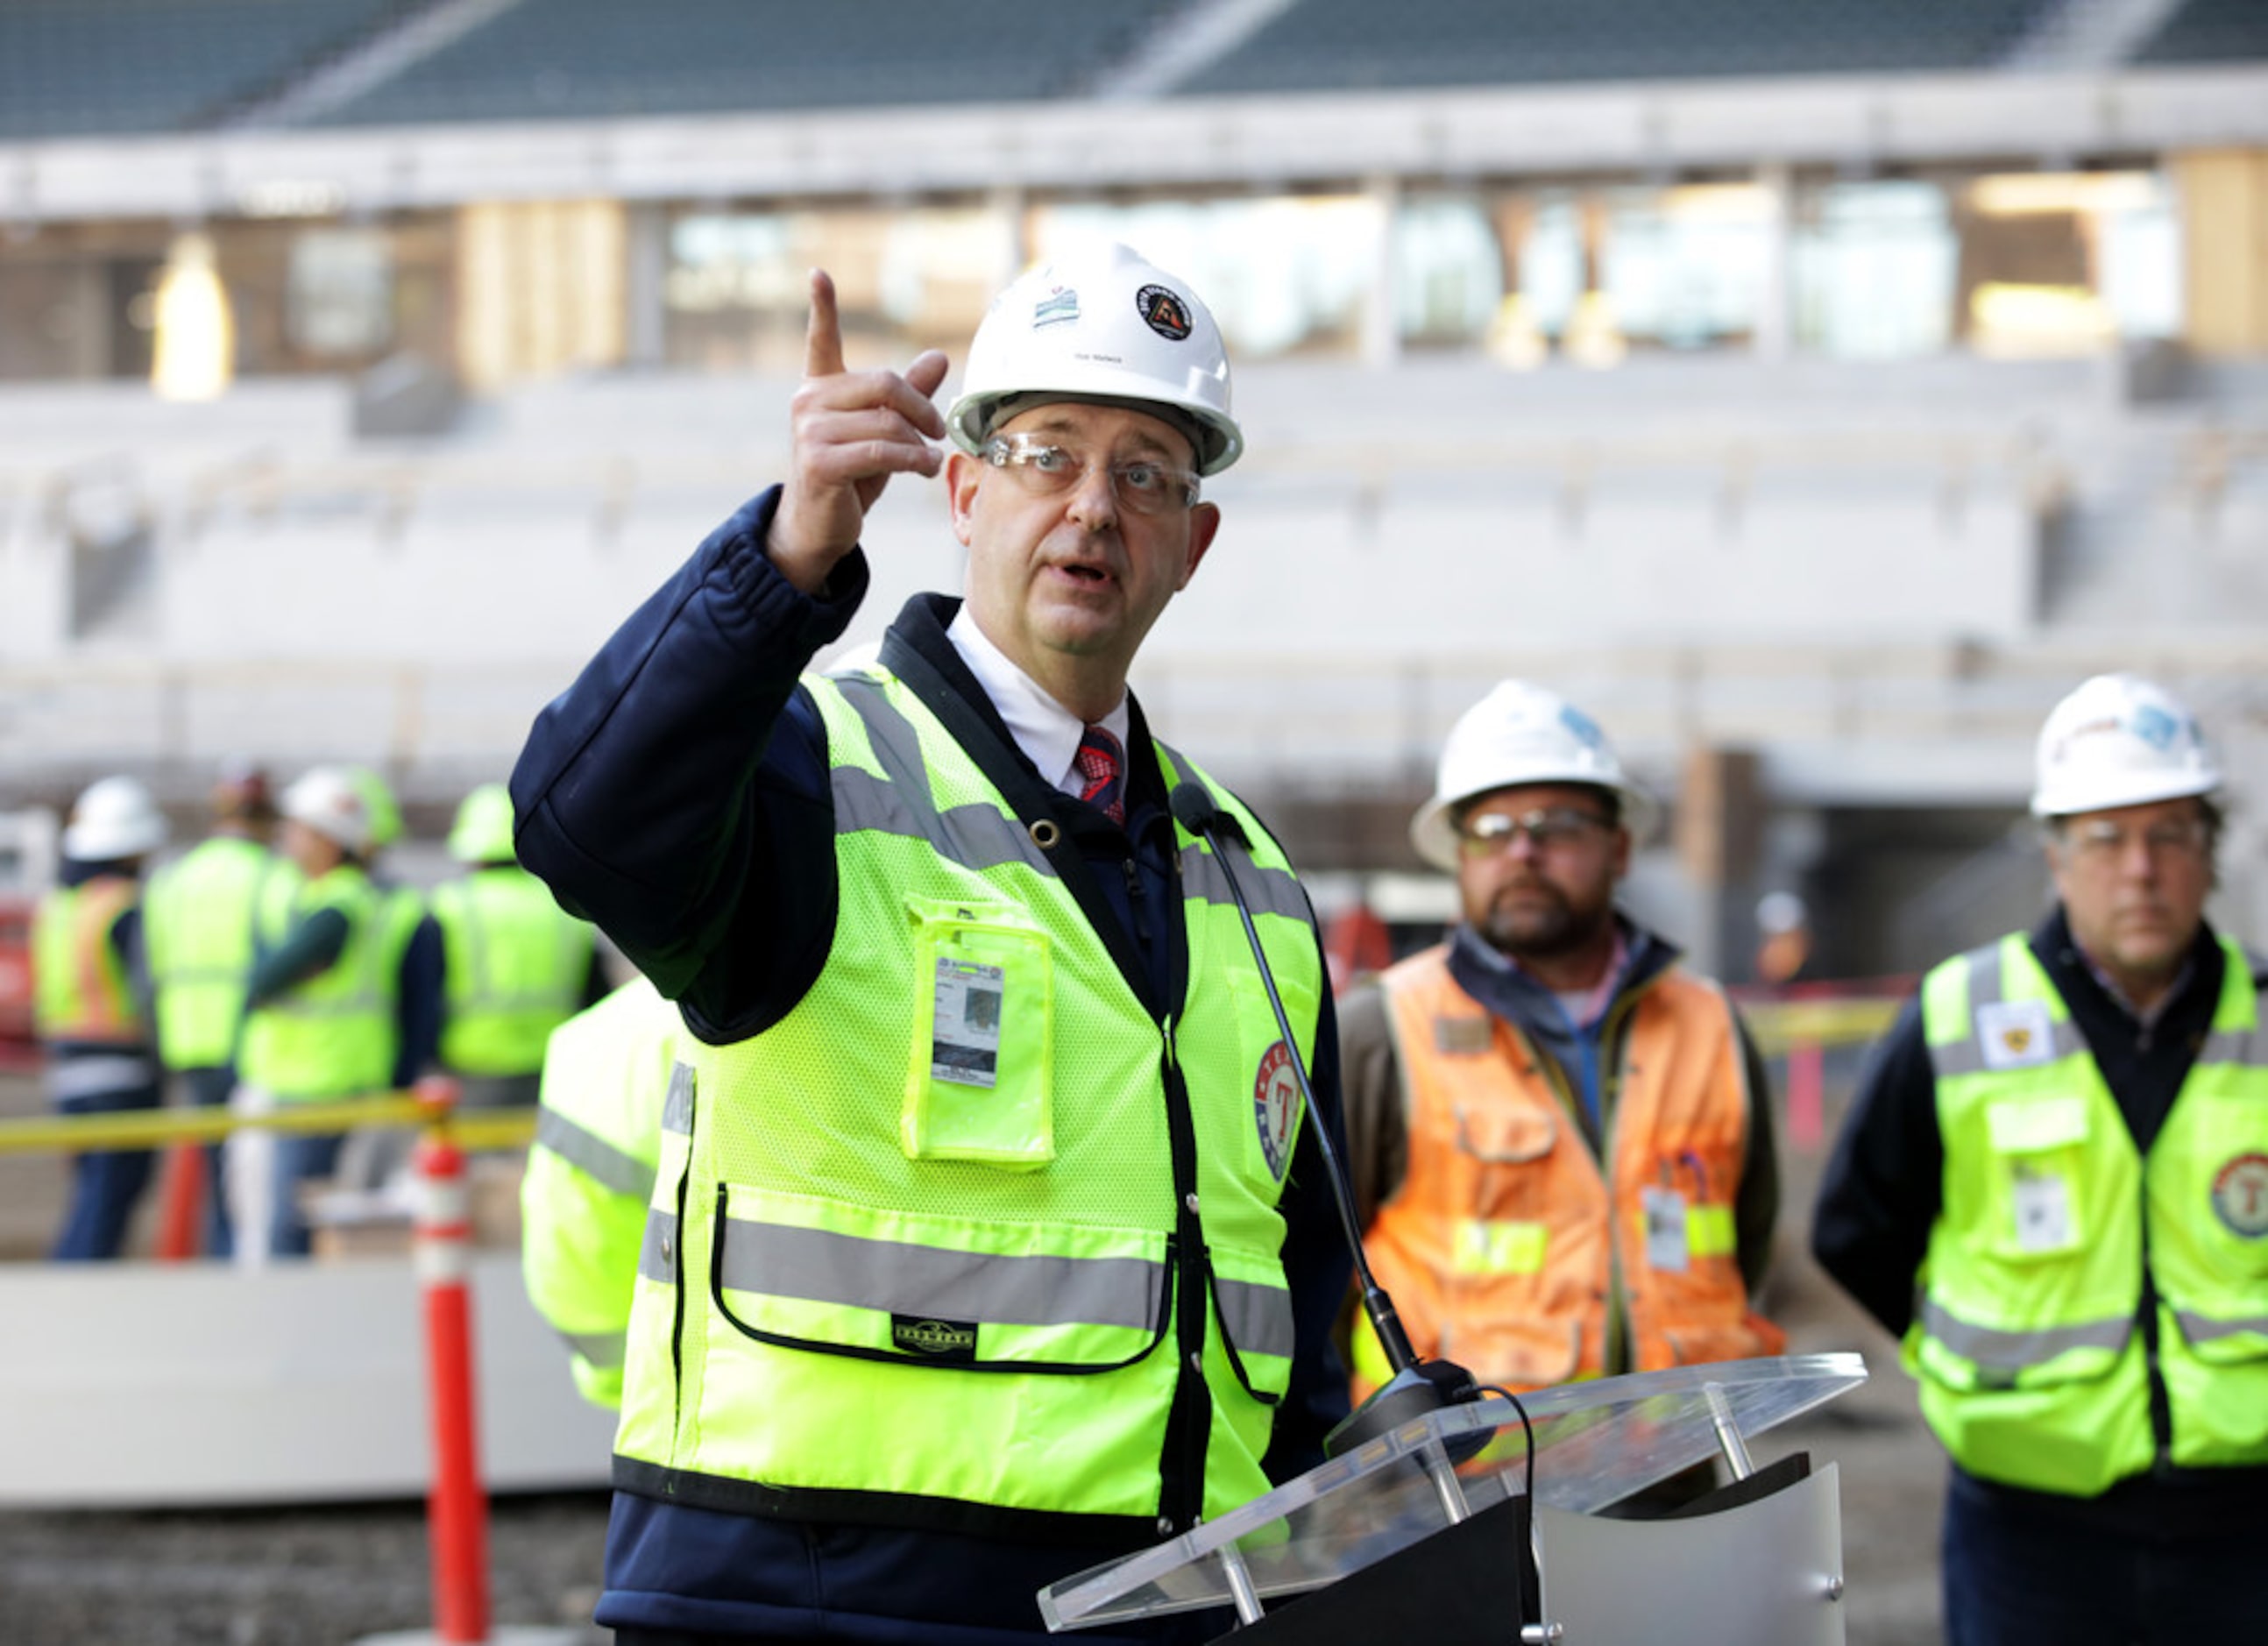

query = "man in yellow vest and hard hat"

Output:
[[510, 245, 1354, 1644], [35, 776, 168, 1259], [521, 972, 678, 1409], [1815, 672, 2268, 1643], [430, 782, 606, 1110], [231, 766, 439, 1261], [1342, 680, 1783, 1401], [143, 762, 296, 1256]]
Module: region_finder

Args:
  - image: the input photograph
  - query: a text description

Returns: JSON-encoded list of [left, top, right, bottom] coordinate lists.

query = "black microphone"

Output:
[[1170, 781, 1481, 1456]]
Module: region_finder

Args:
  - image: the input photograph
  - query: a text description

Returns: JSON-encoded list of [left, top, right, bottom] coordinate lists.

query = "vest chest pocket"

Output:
[[710, 1185, 1172, 1374], [902, 898, 1054, 1169], [1982, 1096, 2091, 1261]]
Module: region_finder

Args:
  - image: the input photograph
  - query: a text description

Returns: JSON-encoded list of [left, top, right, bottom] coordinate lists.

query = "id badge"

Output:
[[1641, 1186, 1690, 1273], [2011, 1167, 2073, 1253], [903, 899, 1054, 1168], [931, 958, 1004, 1088]]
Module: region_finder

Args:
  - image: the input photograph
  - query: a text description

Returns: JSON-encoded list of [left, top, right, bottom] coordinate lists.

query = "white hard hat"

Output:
[[2031, 673, 2221, 819], [946, 243, 1243, 477], [63, 775, 168, 862], [1410, 680, 1658, 871], [280, 766, 376, 856]]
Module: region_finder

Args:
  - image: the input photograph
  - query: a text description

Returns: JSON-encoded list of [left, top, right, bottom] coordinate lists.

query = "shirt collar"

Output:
[[946, 606, 1130, 799]]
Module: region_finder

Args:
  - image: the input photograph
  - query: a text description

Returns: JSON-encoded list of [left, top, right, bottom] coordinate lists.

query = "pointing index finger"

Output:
[[804, 268, 845, 380]]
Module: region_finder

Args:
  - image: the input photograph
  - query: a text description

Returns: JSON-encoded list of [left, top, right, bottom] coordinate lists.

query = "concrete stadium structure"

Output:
[[4, 0, 2267, 976]]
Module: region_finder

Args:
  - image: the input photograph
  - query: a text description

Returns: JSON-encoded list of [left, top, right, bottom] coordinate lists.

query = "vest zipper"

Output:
[[1594, 993, 1644, 1378], [1156, 1015, 1209, 1536], [2138, 1196, 2174, 1472]]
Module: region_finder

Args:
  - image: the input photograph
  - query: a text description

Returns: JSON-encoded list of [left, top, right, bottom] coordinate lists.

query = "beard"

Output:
[[1476, 877, 1613, 962]]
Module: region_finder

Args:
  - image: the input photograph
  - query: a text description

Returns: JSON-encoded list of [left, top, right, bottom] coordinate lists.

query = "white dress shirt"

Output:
[[946, 607, 1131, 802]]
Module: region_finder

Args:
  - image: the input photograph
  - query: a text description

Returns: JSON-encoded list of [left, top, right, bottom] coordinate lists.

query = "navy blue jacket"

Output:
[[512, 486, 1354, 1643]]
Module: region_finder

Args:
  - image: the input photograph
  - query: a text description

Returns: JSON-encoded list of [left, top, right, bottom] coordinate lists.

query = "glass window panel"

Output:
[[1031, 196, 1384, 359], [1793, 180, 1957, 359]]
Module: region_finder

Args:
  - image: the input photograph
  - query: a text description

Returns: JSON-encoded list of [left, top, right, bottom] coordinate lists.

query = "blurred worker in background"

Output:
[[511, 244, 1352, 1644], [521, 972, 678, 1409], [230, 766, 440, 1262], [1753, 889, 1812, 988], [34, 776, 168, 1260], [143, 761, 295, 1257], [431, 782, 606, 1109], [1815, 672, 2268, 1644], [1341, 680, 1782, 1401]]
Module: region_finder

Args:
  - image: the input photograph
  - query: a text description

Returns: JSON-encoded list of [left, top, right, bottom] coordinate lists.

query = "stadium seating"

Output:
[[0, 0, 397, 140], [1180, 0, 2048, 96], [315, 0, 1185, 125], [2137, 0, 2268, 66]]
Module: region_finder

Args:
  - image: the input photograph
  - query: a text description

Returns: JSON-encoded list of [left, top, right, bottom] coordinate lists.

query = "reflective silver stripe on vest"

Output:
[[534, 1106, 654, 1199], [1215, 1276, 1295, 1360], [2196, 1027, 2268, 1073], [2177, 1309, 2268, 1344], [833, 678, 1058, 876], [1919, 1295, 2130, 1370], [662, 1062, 694, 1136], [1179, 843, 1312, 929], [639, 1210, 679, 1283], [556, 1326, 628, 1368], [1928, 941, 2088, 1079], [831, 765, 1054, 876], [719, 1217, 1166, 1331], [834, 675, 1311, 931]]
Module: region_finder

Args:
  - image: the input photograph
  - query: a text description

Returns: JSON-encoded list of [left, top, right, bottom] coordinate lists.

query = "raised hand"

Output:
[[767, 268, 951, 593]]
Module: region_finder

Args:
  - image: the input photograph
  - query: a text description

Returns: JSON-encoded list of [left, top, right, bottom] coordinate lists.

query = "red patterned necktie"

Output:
[[1074, 725, 1126, 825]]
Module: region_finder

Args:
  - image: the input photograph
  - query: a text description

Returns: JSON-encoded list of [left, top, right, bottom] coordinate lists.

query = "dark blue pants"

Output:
[[180, 1065, 236, 1258], [1943, 1468, 2268, 1646], [268, 1131, 344, 1258], [51, 1082, 161, 1260]]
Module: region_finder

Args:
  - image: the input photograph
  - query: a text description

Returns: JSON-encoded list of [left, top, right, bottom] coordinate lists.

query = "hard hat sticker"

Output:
[[1033, 287, 1080, 330], [1137, 284, 1193, 341], [2130, 703, 2179, 750]]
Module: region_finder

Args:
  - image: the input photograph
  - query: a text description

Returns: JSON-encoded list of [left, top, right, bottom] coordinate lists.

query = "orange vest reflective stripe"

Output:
[[1358, 945, 1782, 1395]]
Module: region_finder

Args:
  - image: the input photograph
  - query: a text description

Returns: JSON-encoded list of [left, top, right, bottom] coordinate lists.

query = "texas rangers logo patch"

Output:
[[2212, 1153, 2268, 1238], [1253, 1039, 1298, 1181]]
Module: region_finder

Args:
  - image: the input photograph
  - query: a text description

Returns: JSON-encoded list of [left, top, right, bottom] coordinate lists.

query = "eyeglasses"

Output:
[[2059, 816, 2212, 865], [983, 433, 1201, 517], [1456, 806, 1614, 858]]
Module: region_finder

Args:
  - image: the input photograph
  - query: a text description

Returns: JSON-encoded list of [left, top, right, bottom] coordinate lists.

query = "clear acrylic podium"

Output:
[[1039, 1352, 1866, 1643]]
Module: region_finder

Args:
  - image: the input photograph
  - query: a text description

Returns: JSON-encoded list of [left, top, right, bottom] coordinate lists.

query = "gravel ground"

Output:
[[0, 1065, 1946, 1644], [0, 1494, 610, 1645]]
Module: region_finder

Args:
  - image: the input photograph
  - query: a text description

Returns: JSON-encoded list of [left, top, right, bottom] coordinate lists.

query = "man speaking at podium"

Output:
[[512, 245, 1352, 1645]]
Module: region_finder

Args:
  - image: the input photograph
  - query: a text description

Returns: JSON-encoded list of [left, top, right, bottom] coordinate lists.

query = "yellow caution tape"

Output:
[[0, 1093, 537, 1155], [1741, 997, 1902, 1056]]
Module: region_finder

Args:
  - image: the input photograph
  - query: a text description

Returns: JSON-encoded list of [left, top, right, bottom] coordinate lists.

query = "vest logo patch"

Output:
[[1976, 999, 2056, 1071], [1254, 1039, 1298, 1181], [890, 1315, 978, 1361], [2211, 1153, 2268, 1238], [1434, 1016, 1492, 1055]]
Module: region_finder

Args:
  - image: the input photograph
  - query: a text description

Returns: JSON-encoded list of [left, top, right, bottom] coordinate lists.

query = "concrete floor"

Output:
[[0, 1066, 1949, 1643]]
